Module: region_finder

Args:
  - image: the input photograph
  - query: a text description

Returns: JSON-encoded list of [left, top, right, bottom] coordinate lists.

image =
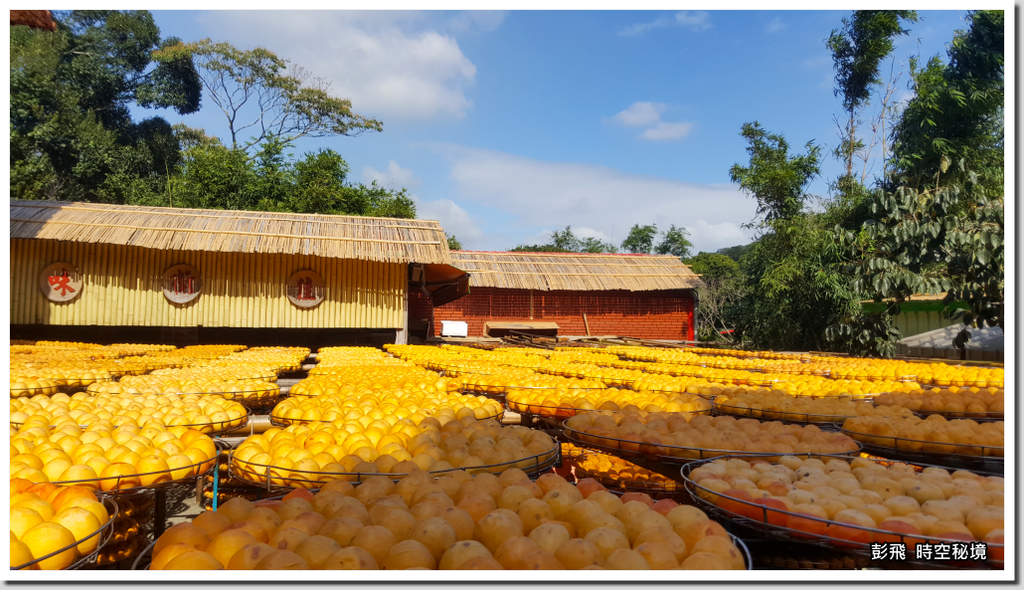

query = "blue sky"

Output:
[[139, 10, 983, 253]]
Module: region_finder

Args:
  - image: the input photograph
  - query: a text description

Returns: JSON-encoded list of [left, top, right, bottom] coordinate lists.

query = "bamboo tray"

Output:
[[562, 421, 862, 467], [680, 454, 1005, 570], [131, 527, 752, 571], [11, 495, 118, 571], [269, 409, 505, 428], [839, 427, 1003, 474], [9, 381, 62, 397], [509, 399, 713, 422], [711, 400, 859, 429], [227, 443, 561, 490], [51, 455, 220, 497]]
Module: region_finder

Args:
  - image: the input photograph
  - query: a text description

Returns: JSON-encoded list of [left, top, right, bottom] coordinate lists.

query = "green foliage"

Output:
[[834, 183, 1004, 349], [826, 10, 917, 178], [161, 39, 383, 151], [828, 10, 1005, 353], [510, 226, 617, 254], [168, 142, 255, 210], [350, 182, 417, 219], [11, 10, 200, 202], [827, 11, 917, 113], [729, 122, 822, 225], [447, 235, 463, 251], [621, 224, 658, 254], [615, 223, 692, 257], [715, 243, 753, 262], [654, 225, 693, 259], [887, 10, 1004, 200], [164, 139, 416, 218], [738, 215, 860, 351], [685, 252, 746, 343], [685, 252, 741, 284], [249, 135, 294, 210], [725, 122, 860, 351]]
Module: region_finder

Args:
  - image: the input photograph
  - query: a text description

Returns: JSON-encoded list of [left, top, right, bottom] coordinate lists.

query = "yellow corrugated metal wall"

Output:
[[10, 239, 405, 328], [895, 310, 960, 339]]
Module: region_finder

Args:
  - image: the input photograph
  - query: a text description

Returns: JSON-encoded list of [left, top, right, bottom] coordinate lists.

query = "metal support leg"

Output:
[[154, 488, 167, 538]]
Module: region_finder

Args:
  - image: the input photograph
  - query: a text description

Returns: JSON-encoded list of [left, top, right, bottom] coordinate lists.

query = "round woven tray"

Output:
[[12, 495, 119, 571], [839, 427, 1004, 474], [680, 453, 1005, 570]]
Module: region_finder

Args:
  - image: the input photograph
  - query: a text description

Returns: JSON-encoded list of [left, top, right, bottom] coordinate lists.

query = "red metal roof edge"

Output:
[[451, 250, 670, 258]]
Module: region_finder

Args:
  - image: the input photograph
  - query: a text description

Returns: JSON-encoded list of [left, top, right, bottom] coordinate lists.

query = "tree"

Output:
[[168, 141, 255, 211], [11, 10, 202, 202], [827, 11, 917, 179], [510, 226, 617, 253], [886, 10, 1004, 200], [726, 122, 861, 351], [685, 252, 746, 342], [716, 243, 753, 262], [829, 10, 1005, 354], [248, 135, 295, 210], [447, 235, 463, 250], [686, 252, 741, 284], [509, 244, 574, 253], [728, 122, 822, 225], [621, 224, 658, 254], [349, 182, 417, 219], [289, 149, 351, 215], [654, 225, 693, 259], [160, 39, 383, 151]]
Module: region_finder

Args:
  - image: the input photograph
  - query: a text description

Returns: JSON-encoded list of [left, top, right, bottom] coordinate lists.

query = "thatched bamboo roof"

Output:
[[450, 251, 702, 292], [10, 200, 453, 265]]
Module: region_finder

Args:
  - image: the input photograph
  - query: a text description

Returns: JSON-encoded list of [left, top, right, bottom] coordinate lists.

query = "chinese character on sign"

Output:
[[888, 543, 906, 561], [951, 543, 970, 561], [162, 264, 202, 304], [870, 543, 888, 560], [48, 270, 75, 297], [297, 277, 315, 300], [970, 542, 988, 561], [170, 270, 195, 294], [287, 270, 325, 309], [39, 262, 83, 302], [933, 542, 952, 560], [915, 544, 933, 560]]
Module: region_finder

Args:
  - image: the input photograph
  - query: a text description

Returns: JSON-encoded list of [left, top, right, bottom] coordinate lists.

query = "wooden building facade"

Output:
[[10, 201, 463, 347], [410, 251, 703, 341]]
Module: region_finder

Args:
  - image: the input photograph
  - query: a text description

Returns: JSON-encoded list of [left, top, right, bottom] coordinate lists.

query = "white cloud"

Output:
[[801, 55, 832, 69], [361, 161, 482, 246], [766, 17, 786, 34], [572, 227, 610, 241], [433, 144, 757, 254], [446, 10, 507, 33], [607, 101, 693, 141], [363, 161, 421, 189], [685, 220, 751, 253], [412, 196, 483, 246], [675, 11, 712, 30], [610, 102, 666, 127], [619, 11, 712, 37], [196, 11, 479, 121], [642, 121, 694, 141]]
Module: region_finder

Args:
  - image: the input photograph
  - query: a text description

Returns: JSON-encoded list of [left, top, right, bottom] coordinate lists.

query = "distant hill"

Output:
[[716, 243, 754, 262]]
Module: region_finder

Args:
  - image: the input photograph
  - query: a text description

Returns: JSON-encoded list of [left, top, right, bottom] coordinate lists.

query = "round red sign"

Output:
[[162, 264, 203, 304], [287, 270, 325, 308], [39, 262, 83, 303]]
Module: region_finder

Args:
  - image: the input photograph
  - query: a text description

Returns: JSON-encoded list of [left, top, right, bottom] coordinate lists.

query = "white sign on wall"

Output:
[[162, 264, 202, 304], [287, 270, 325, 308], [39, 262, 83, 303]]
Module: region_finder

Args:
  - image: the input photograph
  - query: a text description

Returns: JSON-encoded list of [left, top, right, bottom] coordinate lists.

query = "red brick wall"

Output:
[[411, 288, 694, 340]]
